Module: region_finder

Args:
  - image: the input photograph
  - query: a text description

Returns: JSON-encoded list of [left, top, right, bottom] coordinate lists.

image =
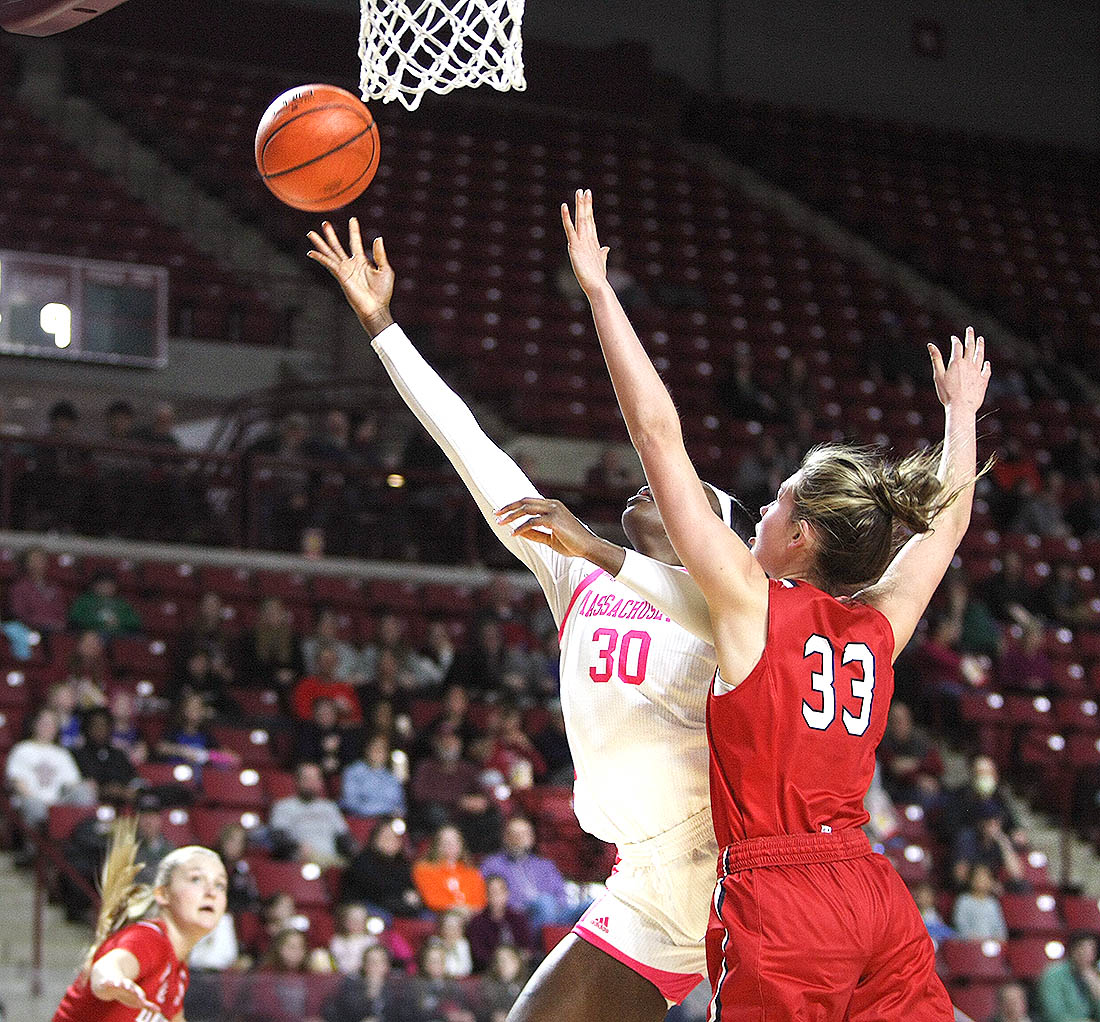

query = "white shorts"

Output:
[[573, 807, 717, 1006]]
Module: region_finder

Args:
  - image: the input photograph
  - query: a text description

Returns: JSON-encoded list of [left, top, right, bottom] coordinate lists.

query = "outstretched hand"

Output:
[[495, 496, 625, 573], [928, 326, 991, 413], [562, 189, 611, 298], [95, 976, 160, 1015], [307, 218, 395, 336]]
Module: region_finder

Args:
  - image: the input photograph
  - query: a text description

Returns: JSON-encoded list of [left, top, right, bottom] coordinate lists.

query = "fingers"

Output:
[[373, 235, 388, 269], [561, 202, 577, 241], [321, 220, 349, 261], [495, 497, 555, 525], [348, 217, 365, 259], [927, 343, 946, 377]]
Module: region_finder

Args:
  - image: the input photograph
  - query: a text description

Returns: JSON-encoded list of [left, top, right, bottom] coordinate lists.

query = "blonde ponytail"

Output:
[[793, 443, 990, 594], [81, 817, 156, 977]]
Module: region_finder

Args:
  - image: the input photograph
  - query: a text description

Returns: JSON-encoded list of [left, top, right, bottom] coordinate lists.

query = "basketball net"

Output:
[[359, 0, 526, 111]]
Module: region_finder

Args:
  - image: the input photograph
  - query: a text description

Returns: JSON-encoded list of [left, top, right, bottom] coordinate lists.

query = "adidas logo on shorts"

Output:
[[590, 916, 610, 933]]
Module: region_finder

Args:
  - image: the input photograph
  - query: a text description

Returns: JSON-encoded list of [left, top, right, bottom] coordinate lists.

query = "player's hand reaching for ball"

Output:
[[93, 975, 160, 1015], [496, 497, 626, 575], [308, 218, 395, 338], [927, 325, 991, 414], [562, 188, 611, 299]]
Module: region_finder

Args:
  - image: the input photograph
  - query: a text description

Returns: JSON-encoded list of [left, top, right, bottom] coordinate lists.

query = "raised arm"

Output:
[[564, 191, 767, 663], [308, 220, 572, 615], [862, 328, 991, 656]]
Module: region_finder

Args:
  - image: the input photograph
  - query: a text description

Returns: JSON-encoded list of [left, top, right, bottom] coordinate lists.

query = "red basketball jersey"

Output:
[[707, 578, 895, 846], [54, 918, 188, 1022]]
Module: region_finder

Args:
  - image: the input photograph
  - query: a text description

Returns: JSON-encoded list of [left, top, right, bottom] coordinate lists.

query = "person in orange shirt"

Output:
[[412, 824, 487, 914]]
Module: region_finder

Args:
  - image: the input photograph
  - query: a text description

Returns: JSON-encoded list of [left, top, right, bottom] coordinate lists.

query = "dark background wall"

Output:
[[75, 0, 1100, 148]]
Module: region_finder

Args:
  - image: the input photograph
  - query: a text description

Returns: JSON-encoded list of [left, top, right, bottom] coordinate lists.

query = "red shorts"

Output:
[[707, 829, 953, 1022]]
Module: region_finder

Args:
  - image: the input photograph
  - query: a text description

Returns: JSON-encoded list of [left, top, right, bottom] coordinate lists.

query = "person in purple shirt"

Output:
[[479, 816, 581, 930], [9, 546, 68, 634], [467, 874, 536, 971]]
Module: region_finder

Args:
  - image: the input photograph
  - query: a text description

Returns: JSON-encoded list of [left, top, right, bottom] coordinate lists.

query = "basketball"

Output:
[[254, 83, 381, 212]]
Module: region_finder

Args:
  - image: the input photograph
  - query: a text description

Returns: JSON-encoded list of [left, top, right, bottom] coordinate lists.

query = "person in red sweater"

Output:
[[53, 819, 227, 1021], [291, 644, 362, 723]]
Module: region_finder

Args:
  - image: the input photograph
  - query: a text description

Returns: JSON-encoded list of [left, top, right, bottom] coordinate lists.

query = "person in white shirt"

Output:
[[5, 707, 94, 827], [308, 220, 754, 1022], [268, 761, 350, 865]]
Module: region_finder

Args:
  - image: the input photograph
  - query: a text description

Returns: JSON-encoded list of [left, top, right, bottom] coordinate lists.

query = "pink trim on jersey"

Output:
[[572, 922, 703, 1005], [558, 567, 605, 643]]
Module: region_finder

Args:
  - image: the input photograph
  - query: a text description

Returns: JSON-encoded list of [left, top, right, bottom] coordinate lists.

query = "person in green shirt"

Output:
[[68, 572, 142, 637], [1037, 933, 1100, 1022]]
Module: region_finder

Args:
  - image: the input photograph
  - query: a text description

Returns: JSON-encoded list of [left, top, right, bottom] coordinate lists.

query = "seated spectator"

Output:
[[876, 702, 943, 805], [411, 683, 480, 761], [292, 644, 363, 724], [395, 937, 478, 1022], [132, 789, 175, 883], [360, 613, 417, 685], [73, 706, 135, 805], [302, 608, 363, 683], [911, 881, 955, 945], [46, 681, 86, 749], [242, 927, 333, 1022], [64, 631, 113, 707], [68, 571, 141, 637], [4, 707, 93, 828], [23, 399, 90, 532], [480, 816, 573, 930], [168, 648, 237, 717], [1037, 561, 1093, 629], [445, 619, 530, 695], [8, 546, 67, 634], [156, 692, 239, 773], [532, 699, 572, 785], [330, 902, 378, 975], [131, 401, 180, 449], [179, 592, 236, 686], [298, 697, 359, 780], [952, 864, 1008, 941], [412, 620, 457, 690], [341, 732, 406, 819], [994, 981, 1036, 1022], [1009, 471, 1071, 538], [480, 945, 527, 1022], [341, 816, 422, 918], [236, 596, 303, 691], [950, 805, 1026, 892], [485, 706, 547, 784], [108, 688, 147, 766], [269, 761, 351, 865], [467, 875, 535, 972], [244, 892, 299, 962], [1036, 932, 1100, 1022], [92, 399, 140, 538], [982, 550, 1042, 627], [410, 724, 495, 848], [996, 619, 1054, 693], [939, 755, 1027, 847], [322, 944, 404, 1022], [438, 909, 473, 978], [412, 825, 487, 914], [215, 821, 260, 915]]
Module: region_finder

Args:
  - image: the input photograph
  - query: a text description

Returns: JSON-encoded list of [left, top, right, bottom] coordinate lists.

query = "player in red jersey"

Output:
[[509, 190, 990, 1020], [54, 819, 227, 1022]]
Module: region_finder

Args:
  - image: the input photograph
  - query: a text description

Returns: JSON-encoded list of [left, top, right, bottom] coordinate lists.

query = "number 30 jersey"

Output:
[[371, 323, 717, 848], [708, 578, 895, 847]]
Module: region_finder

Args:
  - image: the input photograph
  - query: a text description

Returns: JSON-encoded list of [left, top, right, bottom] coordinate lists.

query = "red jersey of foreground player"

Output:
[[54, 918, 187, 1022], [707, 578, 892, 846]]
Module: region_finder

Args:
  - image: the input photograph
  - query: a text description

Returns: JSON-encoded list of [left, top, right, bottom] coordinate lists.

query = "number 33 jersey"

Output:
[[553, 562, 717, 847], [708, 578, 895, 847]]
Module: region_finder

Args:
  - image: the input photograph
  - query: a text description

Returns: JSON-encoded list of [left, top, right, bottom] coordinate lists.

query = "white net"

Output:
[[359, 0, 526, 112]]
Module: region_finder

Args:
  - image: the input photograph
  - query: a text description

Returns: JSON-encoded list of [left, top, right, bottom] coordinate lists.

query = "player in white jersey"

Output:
[[307, 218, 754, 1022]]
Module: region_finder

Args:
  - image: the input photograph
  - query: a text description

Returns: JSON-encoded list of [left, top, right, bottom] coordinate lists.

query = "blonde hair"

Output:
[[82, 818, 222, 977], [792, 443, 982, 594]]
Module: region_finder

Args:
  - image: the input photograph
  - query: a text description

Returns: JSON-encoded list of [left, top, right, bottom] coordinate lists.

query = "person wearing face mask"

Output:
[[937, 754, 1027, 847]]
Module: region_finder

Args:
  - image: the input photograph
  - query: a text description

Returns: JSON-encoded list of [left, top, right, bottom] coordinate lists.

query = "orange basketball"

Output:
[[255, 84, 381, 212]]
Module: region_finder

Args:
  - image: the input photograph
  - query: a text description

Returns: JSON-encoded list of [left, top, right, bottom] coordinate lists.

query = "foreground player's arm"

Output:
[[497, 496, 716, 643], [565, 191, 767, 664], [89, 948, 160, 1014], [861, 328, 990, 657], [308, 220, 570, 607]]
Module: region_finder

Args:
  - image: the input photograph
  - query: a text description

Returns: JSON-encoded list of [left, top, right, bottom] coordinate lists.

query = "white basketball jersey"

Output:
[[373, 324, 716, 846]]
